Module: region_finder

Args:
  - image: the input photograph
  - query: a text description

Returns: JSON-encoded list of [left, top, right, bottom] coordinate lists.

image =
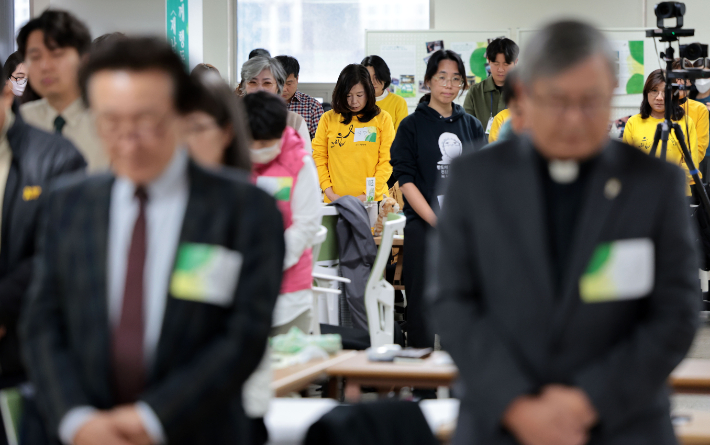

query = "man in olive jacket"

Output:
[[0, 62, 86, 390], [463, 37, 518, 140]]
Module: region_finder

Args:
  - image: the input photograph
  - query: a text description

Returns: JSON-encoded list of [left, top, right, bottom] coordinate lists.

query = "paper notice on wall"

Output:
[[611, 40, 644, 95], [451, 42, 489, 83], [380, 45, 417, 98]]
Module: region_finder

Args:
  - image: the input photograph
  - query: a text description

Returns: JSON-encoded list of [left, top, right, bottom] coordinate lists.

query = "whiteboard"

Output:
[[365, 30, 511, 111], [518, 28, 666, 118]]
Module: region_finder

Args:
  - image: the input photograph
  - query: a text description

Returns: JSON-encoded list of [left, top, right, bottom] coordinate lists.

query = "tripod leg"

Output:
[[672, 123, 710, 220], [650, 123, 662, 158]]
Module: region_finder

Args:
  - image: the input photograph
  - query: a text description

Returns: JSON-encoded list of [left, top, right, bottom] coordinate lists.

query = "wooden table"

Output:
[[675, 410, 710, 445], [325, 351, 458, 401], [271, 350, 357, 397], [671, 359, 710, 394], [374, 235, 405, 290]]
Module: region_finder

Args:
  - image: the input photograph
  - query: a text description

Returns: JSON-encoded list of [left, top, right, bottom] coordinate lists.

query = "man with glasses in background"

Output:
[[430, 21, 699, 445]]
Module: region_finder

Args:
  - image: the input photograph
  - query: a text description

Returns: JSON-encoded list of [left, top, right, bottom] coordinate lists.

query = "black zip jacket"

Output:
[[0, 100, 85, 384]]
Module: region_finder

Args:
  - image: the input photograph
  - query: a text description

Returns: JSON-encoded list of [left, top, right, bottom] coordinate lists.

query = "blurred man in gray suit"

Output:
[[429, 21, 699, 445], [21, 38, 284, 445]]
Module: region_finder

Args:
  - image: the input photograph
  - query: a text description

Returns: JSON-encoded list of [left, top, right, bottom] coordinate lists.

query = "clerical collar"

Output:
[[532, 147, 602, 184]]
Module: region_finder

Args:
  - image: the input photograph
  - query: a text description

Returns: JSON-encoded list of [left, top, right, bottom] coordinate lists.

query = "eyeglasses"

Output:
[[10, 76, 27, 85], [95, 111, 175, 140], [432, 75, 464, 88], [532, 94, 611, 117]]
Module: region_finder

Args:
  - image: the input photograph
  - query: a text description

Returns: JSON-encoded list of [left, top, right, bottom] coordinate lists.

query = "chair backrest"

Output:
[[317, 213, 340, 262], [311, 225, 328, 268], [0, 388, 23, 445], [364, 213, 406, 347]]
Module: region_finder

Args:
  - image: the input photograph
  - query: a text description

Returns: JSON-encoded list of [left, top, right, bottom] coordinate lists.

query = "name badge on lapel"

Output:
[[579, 238, 654, 303], [22, 186, 42, 201], [255, 176, 293, 201], [169, 243, 243, 307]]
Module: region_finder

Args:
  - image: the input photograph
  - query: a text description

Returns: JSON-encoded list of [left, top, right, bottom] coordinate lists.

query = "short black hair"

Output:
[[78, 36, 198, 113], [17, 10, 92, 59], [4, 52, 23, 80], [332, 64, 380, 125], [92, 32, 126, 51], [191, 63, 220, 77], [485, 37, 519, 64], [641, 69, 684, 120], [242, 91, 288, 140], [274, 55, 300, 78], [249, 48, 271, 59], [361, 55, 392, 90], [419, 49, 469, 104]]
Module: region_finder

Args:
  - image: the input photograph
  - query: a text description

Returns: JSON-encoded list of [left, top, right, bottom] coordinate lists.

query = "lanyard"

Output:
[[490, 92, 494, 118]]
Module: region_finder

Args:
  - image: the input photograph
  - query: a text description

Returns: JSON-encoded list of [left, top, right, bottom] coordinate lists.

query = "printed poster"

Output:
[[611, 40, 644, 95], [451, 42, 489, 84], [380, 45, 416, 98], [167, 0, 189, 70]]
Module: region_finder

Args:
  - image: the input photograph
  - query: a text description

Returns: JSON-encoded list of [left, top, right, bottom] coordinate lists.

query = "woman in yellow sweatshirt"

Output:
[[362, 55, 409, 131], [313, 64, 395, 203], [623, 69, 699, 195]]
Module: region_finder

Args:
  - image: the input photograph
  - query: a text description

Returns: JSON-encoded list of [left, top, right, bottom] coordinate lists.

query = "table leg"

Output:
[[326, 377, 340, 401]]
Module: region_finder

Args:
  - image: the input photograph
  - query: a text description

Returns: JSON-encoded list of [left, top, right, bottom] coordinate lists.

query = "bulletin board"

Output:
[[365, 30, 511, 111], [518, 28, 666, 118]]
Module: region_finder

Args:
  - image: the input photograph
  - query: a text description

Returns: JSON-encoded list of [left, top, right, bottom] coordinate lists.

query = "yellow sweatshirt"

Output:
[[313, 110, 395, 202], [488, 109, 511, 143], [623, 113, 699, 195], [683, 99, 709, 159], [377, 91, 409, 131]]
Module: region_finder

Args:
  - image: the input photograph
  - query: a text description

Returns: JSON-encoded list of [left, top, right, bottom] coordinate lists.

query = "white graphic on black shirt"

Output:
[[437, 132, 463, 178]]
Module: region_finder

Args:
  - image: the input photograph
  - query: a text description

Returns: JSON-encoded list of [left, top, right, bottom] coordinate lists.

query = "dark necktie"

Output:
[[111, 187, 148, 404], [53, 115, 66, 134]]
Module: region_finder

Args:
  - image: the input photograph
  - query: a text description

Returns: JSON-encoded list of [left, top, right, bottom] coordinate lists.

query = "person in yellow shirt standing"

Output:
[[672, 59, 709, 159], [313, 64, 395, 203], [623, 69, 699, 195], [362, 56, 409, 131]]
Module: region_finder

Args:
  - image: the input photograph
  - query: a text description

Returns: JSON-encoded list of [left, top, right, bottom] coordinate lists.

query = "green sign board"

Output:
[[167, 0, 189, 70]]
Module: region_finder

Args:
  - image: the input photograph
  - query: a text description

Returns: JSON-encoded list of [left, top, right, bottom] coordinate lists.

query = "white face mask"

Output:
[[10, 79, 25, 97], [696, 79, 710, 94], [250, 141, 281, 164]]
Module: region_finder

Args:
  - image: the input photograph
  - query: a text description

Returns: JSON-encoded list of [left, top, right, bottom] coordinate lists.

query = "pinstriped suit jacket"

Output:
[[20, 160, 285, 444]]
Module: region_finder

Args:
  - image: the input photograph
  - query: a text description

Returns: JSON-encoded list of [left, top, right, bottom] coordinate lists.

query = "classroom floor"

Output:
[[673, 313, 710, 412]]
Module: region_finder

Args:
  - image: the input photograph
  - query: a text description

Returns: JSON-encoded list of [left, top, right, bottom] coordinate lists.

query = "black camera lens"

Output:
[[685, 43, 703, 59], [656, 2, 686, 18], [680, 43, 709, 61]]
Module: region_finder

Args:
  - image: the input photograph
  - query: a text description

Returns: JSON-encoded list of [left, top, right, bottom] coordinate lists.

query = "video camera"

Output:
[[646, 2, 710, 76]]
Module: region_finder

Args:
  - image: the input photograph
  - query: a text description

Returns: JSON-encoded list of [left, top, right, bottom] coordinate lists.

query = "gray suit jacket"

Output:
[[20, 161, 285, 445], [428, 137, 699, 444]]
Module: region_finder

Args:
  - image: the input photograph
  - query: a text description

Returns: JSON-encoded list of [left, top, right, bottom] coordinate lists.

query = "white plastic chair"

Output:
[[365, 213, 406, 348], [311, 225, 351, 334]]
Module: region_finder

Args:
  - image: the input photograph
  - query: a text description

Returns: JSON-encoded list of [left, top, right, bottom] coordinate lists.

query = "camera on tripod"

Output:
[[644, 2, 710, 222]]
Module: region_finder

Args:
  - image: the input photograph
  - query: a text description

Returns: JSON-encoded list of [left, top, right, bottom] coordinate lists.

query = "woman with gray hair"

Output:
[[238, 56, 312, 152]]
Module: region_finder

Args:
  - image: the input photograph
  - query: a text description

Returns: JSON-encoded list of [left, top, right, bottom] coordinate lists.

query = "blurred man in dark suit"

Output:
[[429, 21, 699, 445], [20, 37, 284, 445], [0, 56, 85, 390]]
